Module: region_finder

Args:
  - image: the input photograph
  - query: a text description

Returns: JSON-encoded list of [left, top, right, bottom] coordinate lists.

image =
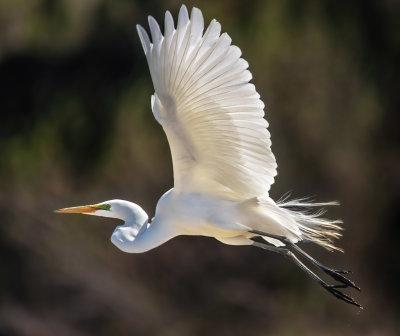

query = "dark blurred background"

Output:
[[0, 0, 399, 335]]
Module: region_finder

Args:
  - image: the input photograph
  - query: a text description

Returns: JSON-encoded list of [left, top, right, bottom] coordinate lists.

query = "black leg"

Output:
[[252, 241, 328, 286], [250, 231, 362, 308], [249, 229, 360, 290], [289, 243, 360, 291]]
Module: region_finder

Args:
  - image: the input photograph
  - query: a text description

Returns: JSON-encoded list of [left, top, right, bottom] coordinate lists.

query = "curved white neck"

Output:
[[111, 214, 175, 254]]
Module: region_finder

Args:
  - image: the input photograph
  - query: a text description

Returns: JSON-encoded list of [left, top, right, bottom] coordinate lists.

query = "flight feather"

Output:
[[137, 5, 277, 198]]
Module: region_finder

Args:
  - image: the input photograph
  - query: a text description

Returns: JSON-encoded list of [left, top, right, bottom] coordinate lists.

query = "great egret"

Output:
[[56, 5, 361, 307]]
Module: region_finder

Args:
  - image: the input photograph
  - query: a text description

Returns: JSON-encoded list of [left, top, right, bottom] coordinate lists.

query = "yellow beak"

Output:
[[54, 205, 98, 214]]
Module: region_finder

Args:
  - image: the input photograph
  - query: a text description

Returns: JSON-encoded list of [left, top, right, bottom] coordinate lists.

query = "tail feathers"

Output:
[[278, 196, 344, 252]]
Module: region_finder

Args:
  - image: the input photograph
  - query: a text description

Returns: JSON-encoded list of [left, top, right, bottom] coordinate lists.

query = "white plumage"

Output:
[[138, 6, 276, 198], [56, 5, 361, 307]]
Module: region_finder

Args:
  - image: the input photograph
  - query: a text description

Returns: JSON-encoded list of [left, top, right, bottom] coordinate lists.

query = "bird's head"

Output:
[[55, 199, 148, 223], [55, 199, 150, 253]]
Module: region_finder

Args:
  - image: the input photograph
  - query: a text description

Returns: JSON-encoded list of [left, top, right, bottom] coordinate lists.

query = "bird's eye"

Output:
[[97, 204, 111, 211]]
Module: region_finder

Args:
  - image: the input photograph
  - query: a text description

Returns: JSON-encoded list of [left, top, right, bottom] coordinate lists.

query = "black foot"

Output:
[[320, 266, 360, 291], [324, 284, 362, 308]]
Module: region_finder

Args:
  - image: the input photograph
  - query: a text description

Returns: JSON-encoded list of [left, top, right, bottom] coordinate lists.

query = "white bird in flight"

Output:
[[56, 5, 361, 307]]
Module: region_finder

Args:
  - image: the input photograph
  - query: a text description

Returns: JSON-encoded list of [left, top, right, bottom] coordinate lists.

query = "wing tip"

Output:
[[136, 24, 151, 54], [191, 6, 202, 17], [180, 4, 189, 15], [177, 4, 190, 29], [148, 15, 163, 45]]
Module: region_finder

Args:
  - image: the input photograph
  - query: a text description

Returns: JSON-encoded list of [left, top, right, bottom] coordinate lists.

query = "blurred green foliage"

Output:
[[0, 0, 399, 335]]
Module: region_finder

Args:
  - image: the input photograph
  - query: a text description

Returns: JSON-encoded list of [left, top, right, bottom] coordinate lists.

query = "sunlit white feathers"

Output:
[[137, 6, 277, 198]]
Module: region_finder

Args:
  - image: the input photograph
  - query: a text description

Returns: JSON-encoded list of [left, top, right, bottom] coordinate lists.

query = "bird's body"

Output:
[[56, 5, 361, 307], [103, 190, 297, 253], [119, 189, 302, 251]]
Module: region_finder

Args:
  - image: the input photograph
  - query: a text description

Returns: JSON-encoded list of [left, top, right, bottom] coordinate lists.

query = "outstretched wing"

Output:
[[137, 5, 277, 198]]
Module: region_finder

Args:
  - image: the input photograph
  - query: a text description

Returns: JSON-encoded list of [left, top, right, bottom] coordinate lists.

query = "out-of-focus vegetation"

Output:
[[0, 0, 399, 335]]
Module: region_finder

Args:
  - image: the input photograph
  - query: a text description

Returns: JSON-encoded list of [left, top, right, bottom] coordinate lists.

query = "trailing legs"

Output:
[[249, 229, 361, 308]]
